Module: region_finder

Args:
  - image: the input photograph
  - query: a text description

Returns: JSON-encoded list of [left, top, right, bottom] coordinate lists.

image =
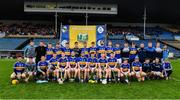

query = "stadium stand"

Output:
[[0, 22, 55, 37], [0, 38, 28, 50]]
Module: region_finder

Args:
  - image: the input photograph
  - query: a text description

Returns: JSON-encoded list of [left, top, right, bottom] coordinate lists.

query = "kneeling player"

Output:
[[88, 52, 98, 81], [131, 57, 146, 82], [68, 51, 78, 80], [162, 59, 173, 80], [37, 56, 49, 80], [120, 59, 131, 84], [11, 54, 28, 83], [78, 52, 88, 82], [107, 52, 120, 82], [26, 57, 36, 81], [142, 58, 152, 79], [57, 52, 69, 81], [47, 53, 59, 81], [151, 58, 164, 79], [98, 53, 107, 82]]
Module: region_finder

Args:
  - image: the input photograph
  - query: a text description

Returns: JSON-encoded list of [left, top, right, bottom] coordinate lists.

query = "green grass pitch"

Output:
[[0, 59, 180, 99]]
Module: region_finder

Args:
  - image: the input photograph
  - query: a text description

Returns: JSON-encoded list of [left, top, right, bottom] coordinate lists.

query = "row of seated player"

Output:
[[11, 52, 172, 84]]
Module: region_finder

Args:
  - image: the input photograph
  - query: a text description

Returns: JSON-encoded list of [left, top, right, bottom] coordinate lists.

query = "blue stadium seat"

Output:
[[0, 38, 27, 50]]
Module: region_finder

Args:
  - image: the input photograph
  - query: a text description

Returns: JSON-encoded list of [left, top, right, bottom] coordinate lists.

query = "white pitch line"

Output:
[[172, 77, 180, 82]]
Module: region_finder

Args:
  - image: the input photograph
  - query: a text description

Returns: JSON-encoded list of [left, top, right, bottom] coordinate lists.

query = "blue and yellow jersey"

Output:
[[98, 58, 107, 68], [106, 46, 114, 57], [49, 57, 59, 68], [81, 48, 89, 58], [89, 47, 97, 56], [46, 48, 54, 60], [58, 57, 68, 68], [53, 48, 64, 59], [78, 57, 87, 68], [38, 61, 48, 72], [129, 47, 138, 60], [97, 46, 106, 58], [63, 48, 71, 57], [114, 47, 121, 59], [107, 58, 117, 68], [68, 57, 77, 68], [120, 63, 130, 72], [13, 61, 26, 74], [132, 61, 142, 71], [88, 57, 98, 68]]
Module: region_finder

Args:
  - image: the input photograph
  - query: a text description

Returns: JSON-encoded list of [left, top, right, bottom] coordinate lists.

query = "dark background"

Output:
[[0, 0, 179, 25]]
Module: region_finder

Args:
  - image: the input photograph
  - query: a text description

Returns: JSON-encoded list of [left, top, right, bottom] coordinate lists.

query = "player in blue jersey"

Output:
[[64, 42, 71, 57], [68, 51, 78, 80], [131, 57, 146, 82], [81, 42, 89, 58], [129, 43, 138, 63], [162, 45, 169, 60], [162, 59, 172, 80], [121, 42, 130, 60], [88, 52, 98, 81], [114, 43, 122, 64], [142, 58, 152, 79], [98, 53, 107, 82], [11, 54, 28, 82], [77, 52, 88, 82], [107, 52, 120, 82], [37, 56, 49, 80], [57, 52, 69, 81], [120, 59, 131, 84], [106, 41, 114, 58], [47, 53, 59, 81], [53, 42, 63, 59], [46, 43, 54, 61], [145, 41, 155, 61], [97, 41, 106, 58], [89, 42, 97, 57], [151, 58, 164, 79]]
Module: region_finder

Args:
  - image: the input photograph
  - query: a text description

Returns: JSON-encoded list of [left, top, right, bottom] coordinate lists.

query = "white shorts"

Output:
[[123, 72, 129, 76], [70, 68, 76, 71], [152, 71, 162, 76], [25, 57, 35, 63], [117, 58, 122, 64]]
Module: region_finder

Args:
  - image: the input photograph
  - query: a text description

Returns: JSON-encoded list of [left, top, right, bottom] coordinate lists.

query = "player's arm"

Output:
[[140, 63, 142, 73], [132, 63, 135, 72], [95, 61, 98, 68], [115, 59, 117, 68], [105, 62, 108, 68], [13, 63, 18, 74], [37, 63, 43, 73], [65, 61, 68, 69]]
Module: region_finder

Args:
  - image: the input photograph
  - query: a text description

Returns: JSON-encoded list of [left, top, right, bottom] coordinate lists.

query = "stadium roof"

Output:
[[0, 0, 180, 25]]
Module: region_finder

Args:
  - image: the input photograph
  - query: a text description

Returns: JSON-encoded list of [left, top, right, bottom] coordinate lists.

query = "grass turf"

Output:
[[0, 59, 180, 99]]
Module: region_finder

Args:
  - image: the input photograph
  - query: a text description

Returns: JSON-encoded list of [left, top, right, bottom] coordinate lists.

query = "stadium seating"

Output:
[[33, 38, 59, 46], [0, 38, 27, 50]]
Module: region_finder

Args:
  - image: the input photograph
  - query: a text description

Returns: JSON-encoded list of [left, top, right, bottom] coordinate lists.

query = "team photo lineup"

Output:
[[11, 40, 172, 84]]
